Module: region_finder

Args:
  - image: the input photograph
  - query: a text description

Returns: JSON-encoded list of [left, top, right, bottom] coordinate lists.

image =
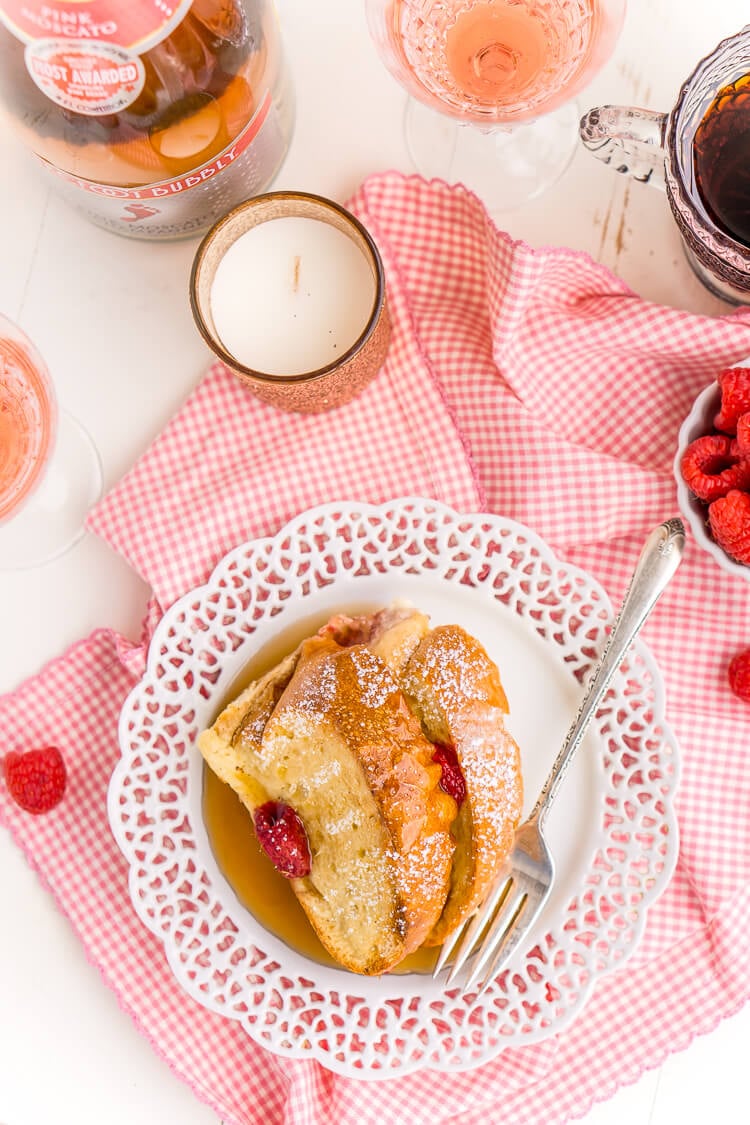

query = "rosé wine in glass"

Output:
[[367, 0, 626, 211], [0, 330, 56, 523], [0, 314, 101, 569]]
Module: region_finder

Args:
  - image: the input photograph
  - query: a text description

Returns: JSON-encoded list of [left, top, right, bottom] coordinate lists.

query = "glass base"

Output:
[[0, 409, 102, 570], [404, 97, 580, 215], [681, 239, 750, 306]]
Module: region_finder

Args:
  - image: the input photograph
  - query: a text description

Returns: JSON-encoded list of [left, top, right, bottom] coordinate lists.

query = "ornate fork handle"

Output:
[[531, 519, 685, 826]]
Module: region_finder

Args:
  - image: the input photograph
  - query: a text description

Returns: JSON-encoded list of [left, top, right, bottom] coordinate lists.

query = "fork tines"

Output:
[[433, 871, 549, 995]]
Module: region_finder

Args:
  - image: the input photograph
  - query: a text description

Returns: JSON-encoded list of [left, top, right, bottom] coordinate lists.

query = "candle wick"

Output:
[[292, 255, 301, 293]]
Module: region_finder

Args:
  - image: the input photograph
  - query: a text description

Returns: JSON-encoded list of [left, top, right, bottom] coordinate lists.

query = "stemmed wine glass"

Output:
[[0, 313, 102, 570], [366, 0, 627, 213]]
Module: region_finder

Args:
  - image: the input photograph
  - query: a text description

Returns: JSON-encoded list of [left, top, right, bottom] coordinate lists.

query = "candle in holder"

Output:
[[190, 192, 391, 413], [211, 217, 377, 376]]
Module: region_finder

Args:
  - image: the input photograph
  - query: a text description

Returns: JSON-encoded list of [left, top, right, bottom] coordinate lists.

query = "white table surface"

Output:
[[1, 2, 748, 1123]]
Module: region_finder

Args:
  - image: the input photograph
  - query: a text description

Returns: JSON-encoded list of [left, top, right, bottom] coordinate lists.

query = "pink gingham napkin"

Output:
[[3, 172, 750, 1125]]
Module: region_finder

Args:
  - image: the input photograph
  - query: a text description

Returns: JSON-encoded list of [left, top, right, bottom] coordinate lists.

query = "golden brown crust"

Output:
[[400, 625, 523, 945]]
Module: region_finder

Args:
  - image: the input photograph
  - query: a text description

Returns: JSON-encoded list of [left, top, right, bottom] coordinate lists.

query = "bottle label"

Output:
[[0, 1, 193, 51], [40, 86, 291, 238], [24, 39, 146, 115]]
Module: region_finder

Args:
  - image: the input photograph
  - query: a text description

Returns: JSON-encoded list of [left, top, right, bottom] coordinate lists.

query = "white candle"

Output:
[[209, 216, 378, 376]]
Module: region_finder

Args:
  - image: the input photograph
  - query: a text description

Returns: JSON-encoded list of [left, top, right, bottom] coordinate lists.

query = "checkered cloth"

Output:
[[2, 173, 750, 1125]]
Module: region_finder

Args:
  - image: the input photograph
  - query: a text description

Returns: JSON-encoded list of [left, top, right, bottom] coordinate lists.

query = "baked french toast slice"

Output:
[[198, 605, 429, 805], [256, 635, 455, 973], [197, 647, 301, 811], [400, 624, 523, 945], [197, 606, 454, 974]]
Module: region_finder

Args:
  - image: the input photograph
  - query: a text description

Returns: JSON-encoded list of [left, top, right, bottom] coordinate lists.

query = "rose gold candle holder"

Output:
[[189, 191, 391, 413]]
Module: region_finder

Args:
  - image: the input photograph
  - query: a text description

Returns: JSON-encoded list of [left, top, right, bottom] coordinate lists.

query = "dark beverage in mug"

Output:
[[693, 74, 750, 247], [579, 28, 750, 304]]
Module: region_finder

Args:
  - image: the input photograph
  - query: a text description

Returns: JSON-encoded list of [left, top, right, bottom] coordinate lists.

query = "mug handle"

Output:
[[579, 106, 669, 190]]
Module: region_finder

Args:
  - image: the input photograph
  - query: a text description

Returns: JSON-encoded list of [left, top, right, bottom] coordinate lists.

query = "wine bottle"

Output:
[[0, 1, 294, 239]]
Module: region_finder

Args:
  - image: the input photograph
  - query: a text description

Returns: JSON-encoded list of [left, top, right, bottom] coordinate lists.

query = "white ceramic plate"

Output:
[[109, 498, 680, 1078]]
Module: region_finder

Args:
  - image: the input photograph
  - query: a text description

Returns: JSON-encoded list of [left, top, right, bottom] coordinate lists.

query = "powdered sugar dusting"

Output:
[[401, 624, 522, 941], [349, 645, 394, 709]]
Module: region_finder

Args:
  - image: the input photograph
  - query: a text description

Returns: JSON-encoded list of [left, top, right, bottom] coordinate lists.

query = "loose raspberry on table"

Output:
[[680, 433, 750, 502], [714, 366, 750, 433], [736, 412, 750, 456], [3, 746, 67, 814], [708, 489, 750, 564], [253, 800, 311, 878], [728, 649, 750, 703]]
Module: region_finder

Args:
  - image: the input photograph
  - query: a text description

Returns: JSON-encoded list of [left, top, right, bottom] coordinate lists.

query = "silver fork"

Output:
[[434, 518, 686, 994]]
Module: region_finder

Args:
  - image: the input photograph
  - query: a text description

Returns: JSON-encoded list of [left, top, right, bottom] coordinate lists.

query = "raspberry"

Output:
[[714, 366, 750, 433], [708, 489, 750, 564], [253, 801, 311, 878], [3, 746, 67, 814], [736, 412, 750, 456], [680, 433, 750, 501], [432, 742, 466, 807], [728, 649, 750, 703]]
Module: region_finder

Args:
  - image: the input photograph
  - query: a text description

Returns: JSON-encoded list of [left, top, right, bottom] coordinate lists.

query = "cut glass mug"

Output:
[[580, 26, 750, 304]]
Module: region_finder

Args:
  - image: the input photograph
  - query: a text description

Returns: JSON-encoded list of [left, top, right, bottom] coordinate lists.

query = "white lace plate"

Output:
[[109, 498, 680, 1078]]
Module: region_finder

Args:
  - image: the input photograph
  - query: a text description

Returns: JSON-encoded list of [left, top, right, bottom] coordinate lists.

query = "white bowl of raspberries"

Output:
[[675, 363, 750, 580]]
